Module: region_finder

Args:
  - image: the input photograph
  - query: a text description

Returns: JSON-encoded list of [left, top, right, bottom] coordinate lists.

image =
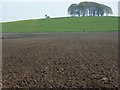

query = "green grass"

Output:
[[2, 16, 119, 33]]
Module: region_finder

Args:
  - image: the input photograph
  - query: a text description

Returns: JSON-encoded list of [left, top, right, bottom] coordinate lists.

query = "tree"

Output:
[[77, 2, 88, 16], [45, 14, 50, 18], [68, 4, 78, 17], [95, 3, 104, 16], [103, 5, 113, 16]]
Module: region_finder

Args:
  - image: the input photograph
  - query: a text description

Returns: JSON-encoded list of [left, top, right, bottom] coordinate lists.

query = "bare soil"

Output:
[[2, 32, 118, 88]]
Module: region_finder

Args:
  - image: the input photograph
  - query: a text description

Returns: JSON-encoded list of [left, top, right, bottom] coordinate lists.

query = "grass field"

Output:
[[2, 16, 119, 33]]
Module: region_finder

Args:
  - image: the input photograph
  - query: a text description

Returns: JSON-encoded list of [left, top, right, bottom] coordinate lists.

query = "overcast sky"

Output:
[[0, 0, 119, 22]]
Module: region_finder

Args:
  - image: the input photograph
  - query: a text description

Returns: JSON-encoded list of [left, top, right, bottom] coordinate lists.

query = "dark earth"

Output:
[[2, 32, 119, 89]]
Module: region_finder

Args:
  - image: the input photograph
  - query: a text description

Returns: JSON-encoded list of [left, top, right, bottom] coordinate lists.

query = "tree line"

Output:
[[68, 1, 113, 17]]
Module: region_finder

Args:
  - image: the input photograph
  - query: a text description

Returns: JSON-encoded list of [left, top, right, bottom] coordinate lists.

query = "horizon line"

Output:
[[1, 15, 119, 23]]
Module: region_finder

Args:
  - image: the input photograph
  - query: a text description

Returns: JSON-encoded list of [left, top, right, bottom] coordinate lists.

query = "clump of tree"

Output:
[[68, 1, 113, 17]]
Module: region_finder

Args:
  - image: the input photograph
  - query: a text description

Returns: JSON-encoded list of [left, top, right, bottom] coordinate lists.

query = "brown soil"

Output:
[[2, 32, 118, 88]]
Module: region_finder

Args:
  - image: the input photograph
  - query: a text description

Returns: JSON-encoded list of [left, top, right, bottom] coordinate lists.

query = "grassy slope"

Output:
[[2, 16, 118, 33]]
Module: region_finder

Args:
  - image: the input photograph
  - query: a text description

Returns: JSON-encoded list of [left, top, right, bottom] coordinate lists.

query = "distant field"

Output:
[[2, 16, 119, 33]]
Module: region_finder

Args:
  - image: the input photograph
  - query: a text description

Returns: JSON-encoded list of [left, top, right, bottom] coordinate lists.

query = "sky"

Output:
[[0, 0, 119, 22]]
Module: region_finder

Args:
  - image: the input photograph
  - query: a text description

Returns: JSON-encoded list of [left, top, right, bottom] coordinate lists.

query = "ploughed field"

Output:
[[2, 32, 118, 88]]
